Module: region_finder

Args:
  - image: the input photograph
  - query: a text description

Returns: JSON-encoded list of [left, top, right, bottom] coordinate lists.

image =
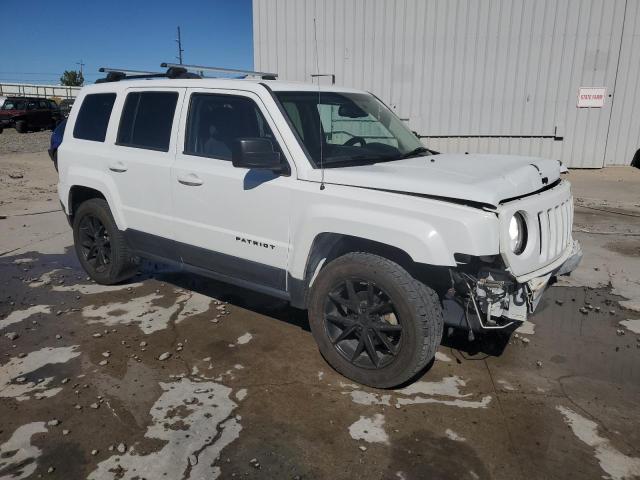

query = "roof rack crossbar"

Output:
[[99, 67, 160, 75], [160, 63, 278, 79], [96, 66, 200, 83]]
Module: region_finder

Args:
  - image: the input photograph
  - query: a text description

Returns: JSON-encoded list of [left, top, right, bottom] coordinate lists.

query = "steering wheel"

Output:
[[344, 136, 367, 147]]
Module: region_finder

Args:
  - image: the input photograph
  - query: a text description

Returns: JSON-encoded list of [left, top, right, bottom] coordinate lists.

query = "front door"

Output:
[[171, 88, 292, 292]]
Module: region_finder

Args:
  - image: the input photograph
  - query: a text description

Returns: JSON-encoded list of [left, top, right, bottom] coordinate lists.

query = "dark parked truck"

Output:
[[0, 97, 62, 133]]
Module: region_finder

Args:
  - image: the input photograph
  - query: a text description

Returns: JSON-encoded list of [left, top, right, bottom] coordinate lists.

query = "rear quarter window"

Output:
[[116, 91, 178, 152], [73, 93, 117, 142]]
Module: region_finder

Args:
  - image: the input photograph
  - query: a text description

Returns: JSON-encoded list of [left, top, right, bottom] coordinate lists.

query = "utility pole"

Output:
[[76, 59, 85, 74], [176, 27, 184, 65]]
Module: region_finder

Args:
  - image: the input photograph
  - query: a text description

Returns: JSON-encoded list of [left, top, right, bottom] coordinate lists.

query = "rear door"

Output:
[[106, 87, 185, 259]]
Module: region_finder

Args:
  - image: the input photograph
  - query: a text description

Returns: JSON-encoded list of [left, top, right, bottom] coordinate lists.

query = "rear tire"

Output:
[[15, 120, 27, 133], [72, 198, 137, 285], [308, 252, 443, 388]]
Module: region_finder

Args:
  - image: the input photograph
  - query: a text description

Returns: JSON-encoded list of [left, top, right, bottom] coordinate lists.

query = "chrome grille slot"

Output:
[[538, 200, 571, 262], [549, 207, 557, 258]]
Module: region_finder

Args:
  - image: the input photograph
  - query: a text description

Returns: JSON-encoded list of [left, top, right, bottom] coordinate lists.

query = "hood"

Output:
[[321, 153, 561, 207]]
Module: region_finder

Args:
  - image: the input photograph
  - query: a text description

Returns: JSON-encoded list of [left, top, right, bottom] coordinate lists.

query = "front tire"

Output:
[[308, 252, 443, 388], [72, 198, 136, 285]]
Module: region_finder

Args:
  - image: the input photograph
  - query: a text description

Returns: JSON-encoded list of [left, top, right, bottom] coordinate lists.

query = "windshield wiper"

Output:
[[400, 147, 431, 159], [322, 154, 395, 167]]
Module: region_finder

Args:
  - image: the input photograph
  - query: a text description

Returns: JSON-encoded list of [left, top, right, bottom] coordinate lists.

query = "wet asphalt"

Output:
[[1, 155, 640, 479]]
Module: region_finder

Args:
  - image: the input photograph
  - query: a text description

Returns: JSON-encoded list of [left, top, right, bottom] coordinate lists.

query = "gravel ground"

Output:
[[0, 128, 51, 156]]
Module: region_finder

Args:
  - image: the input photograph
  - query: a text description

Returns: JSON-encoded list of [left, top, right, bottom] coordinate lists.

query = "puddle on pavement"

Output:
[[0, 422, 48, 480], [387, 429, 490, 480], [557, 405, 640, 480], [88, 378, 243, 480], [0, 304, 51, 330], [522, 285, 640, 387], [0, 346, 81, 400], [604, 239, 640, 257]]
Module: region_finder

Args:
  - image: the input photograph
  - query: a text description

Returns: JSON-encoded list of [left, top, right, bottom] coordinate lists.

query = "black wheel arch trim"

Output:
[[289, 232, 451, 309]]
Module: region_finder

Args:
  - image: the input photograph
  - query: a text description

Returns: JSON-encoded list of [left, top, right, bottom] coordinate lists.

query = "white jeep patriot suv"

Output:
[[58, 65, 582, 388]]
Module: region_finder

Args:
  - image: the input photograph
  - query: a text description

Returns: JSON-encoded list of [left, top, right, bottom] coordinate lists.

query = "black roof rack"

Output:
[[95, 66, 200, 83], [160, 63, 278, 80], [95, 63, 278, 84]]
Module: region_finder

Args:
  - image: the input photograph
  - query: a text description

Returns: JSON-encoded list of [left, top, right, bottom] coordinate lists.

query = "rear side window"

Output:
[[117, 91, 178, 152], [73, 93, 116, 142]]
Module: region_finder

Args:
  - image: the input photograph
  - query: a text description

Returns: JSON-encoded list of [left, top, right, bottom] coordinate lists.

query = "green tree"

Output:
[[60, 70, 84, 86]]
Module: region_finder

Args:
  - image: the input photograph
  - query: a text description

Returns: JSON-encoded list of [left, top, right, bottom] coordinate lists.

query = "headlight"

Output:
[[509, 212, 527, 255]]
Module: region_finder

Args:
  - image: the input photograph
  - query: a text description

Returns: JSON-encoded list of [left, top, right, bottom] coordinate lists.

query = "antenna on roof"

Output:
[[160, 63, 278, 80], [176, 26, 184, 64], [313, 17, 325, 191]]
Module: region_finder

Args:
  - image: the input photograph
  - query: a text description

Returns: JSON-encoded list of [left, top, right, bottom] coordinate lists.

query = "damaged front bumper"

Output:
[[444, 240, 583, 333]]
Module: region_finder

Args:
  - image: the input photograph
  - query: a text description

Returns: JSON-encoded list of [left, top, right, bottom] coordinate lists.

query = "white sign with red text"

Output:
[[577, 87, 606, 108]]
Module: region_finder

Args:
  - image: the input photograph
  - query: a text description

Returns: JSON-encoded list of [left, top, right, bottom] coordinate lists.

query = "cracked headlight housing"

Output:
[[509, 212, 527, 255]]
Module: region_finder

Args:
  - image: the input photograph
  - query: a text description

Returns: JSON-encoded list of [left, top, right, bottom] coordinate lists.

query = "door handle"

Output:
[[108, 162, 127, 173], [177, 174, 203, 186]]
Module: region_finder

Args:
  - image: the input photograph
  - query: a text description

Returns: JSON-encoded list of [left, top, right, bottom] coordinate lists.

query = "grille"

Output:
[[537, 197, 573, 262]]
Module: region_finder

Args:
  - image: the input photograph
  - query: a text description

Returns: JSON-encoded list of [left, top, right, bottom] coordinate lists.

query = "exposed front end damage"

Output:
[[443, 240, 583, 337]]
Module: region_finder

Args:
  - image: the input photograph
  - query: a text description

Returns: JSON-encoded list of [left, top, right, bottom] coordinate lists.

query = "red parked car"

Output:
[[0, 97, 62, 133]]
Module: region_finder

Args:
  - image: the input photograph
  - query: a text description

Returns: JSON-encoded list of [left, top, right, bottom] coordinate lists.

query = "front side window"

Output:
[[117, 91, 178, 152], [276, 91, 427, 168], [184, 93, 280, 161], [73, 93, 116, 142]]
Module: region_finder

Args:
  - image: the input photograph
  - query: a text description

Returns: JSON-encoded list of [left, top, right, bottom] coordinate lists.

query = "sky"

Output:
[[0, 0, 253, 85]]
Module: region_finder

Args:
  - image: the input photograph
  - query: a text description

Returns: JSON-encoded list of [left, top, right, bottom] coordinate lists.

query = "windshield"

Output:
[[2, 100, 26, 110], [275, 91, 428, 168]]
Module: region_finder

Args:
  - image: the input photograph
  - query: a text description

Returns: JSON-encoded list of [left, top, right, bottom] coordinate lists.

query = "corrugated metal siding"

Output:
[[254, 0, 636, 167], [605, 0, 640, 165]]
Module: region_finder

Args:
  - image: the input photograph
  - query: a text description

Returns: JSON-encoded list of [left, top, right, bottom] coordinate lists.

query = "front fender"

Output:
[[288, 185, 500, 280]]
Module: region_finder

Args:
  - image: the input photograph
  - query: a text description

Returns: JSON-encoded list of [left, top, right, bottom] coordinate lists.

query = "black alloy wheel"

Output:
[[324, 278, 403, 369], [78, 214, 111, 274], [308, 252, 443, 388]]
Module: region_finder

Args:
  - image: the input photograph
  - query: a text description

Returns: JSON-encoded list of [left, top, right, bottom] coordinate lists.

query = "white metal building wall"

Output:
[[253, 0, 640, 168], [605, 0, 640, 165]]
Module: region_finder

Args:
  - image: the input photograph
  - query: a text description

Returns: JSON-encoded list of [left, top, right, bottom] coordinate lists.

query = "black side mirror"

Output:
[[232, 138, 284, 173]]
